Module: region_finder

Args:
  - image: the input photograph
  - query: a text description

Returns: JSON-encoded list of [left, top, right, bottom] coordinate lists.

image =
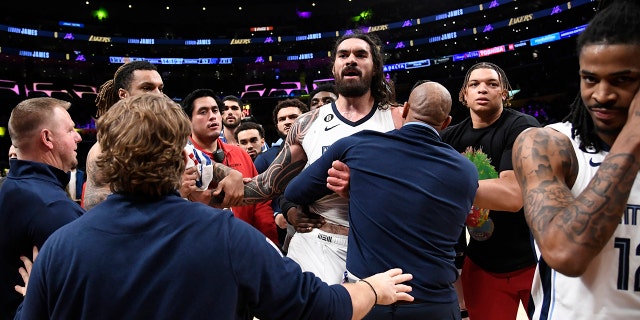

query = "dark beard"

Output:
[[335, 69, 372, 98], [336, 79, 371, 98], [337, 81, 369, 97], [223, 121, 240, 129]]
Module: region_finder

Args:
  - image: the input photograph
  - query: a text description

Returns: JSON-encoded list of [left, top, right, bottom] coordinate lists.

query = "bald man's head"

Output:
[[404, 81, 452, 131]]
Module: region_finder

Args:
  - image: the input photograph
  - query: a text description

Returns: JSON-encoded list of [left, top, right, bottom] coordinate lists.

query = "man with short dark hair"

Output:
[[234, 122, 266, 161], [254, 98, 308, 173], [219, 95, 244, 146], [308, 83, 338, 110], [182, 89, 278, 244]]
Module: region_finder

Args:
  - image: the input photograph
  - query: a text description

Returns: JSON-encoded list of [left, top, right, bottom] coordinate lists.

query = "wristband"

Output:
[[358, 279, 377, 309]]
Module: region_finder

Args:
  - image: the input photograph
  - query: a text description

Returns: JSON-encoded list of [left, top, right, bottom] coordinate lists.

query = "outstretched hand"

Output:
[[345, 268, 413, 319], [327, 160, 350, 199], [15, 246, 39, 296], [364, 268, 414, 305]]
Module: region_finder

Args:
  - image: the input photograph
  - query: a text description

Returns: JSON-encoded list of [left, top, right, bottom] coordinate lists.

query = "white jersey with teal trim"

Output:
[[301, 102, 394, 227], [530, 122, 640, 319]]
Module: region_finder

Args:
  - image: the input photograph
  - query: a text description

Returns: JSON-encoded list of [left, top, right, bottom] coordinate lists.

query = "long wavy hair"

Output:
[[330, 31, 392, 109], [96, 94, 191, 198]]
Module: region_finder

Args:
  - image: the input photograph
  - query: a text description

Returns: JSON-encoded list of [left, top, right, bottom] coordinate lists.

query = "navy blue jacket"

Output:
[[0, 160, 83, 320], [254, 144, 281, 174], [286, 123, 478, 303], [255, 144, 285, 247], [16, 193, 352, 320], [72, 169, 85, 201]]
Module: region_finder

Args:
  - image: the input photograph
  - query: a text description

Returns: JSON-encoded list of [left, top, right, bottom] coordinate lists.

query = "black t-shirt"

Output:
[[441, 108, 540, 273]]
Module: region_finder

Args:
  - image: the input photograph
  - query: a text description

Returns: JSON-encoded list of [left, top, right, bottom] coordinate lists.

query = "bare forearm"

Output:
[[244, 165, 305, 204], [211, 163, 232, 182], [211, 113, 312, 206], [475, 171, 523, 211], [344, 281, 376, 320], [523, 169, 633, 276], [571, 154, 637, 245]]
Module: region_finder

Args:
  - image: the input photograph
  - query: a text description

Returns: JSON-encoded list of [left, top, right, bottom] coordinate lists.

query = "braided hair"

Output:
[[95, 60, 158, 118], [568, 0, 640, 152]]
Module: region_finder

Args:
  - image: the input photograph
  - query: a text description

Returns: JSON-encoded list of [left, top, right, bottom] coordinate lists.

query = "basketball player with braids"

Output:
[[440, 62, 540, 320], [513, 0, 640, 318], [84, 61, 166, 210], [84, 61, 242, 210]]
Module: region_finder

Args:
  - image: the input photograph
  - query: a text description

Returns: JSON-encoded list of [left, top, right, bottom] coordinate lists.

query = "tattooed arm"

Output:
[[209, 163, 244, 207], [185, 162, 244, 208], [83, 142, 111, 210], [513, 126, 640, 276], [242, 111, 317, 204]]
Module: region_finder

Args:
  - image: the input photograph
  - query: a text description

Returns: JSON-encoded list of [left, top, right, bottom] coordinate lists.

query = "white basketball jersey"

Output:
[[301, 102, 394, 227], [530, 122, 640, 319]]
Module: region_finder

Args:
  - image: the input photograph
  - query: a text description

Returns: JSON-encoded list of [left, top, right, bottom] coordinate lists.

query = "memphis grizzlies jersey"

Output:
[[301, 102, 394, 227], [530, 122, 640, 319]]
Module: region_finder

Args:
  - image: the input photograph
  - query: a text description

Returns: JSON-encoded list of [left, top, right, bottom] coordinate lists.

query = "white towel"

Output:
[[183, 141, 214, 190]]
